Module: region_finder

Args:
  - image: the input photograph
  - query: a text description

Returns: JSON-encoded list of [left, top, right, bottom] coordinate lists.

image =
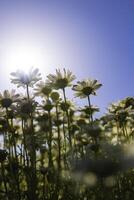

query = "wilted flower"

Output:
[[10, 67, 41, 88], [0, 89, 20, 108], [46, 68, 76, 90], [72, 79, 102, 98]]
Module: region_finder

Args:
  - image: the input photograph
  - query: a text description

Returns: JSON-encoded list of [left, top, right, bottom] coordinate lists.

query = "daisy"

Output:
[[72, 79, 102, 98], [34, 81, 52, 98], [0, 90, 20, 108], [73, 79, 102, 122], [46, 68, 76, 90], [10, 67, 41, 88]]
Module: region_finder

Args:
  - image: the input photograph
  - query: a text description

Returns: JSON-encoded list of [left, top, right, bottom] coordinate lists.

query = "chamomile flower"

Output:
[[34, 81, 52, 97], [46, 68, 76, 90], [10, 67, 41, 88], [72, 79, 102, 98], [0, 89, 20, 108]]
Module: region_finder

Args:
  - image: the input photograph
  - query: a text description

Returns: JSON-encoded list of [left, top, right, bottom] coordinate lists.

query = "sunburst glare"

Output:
[[2, 44, 43, 73]]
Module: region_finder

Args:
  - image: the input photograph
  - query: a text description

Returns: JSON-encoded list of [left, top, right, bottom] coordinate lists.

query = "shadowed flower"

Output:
[[108, 101, 132, 124], [50, 91, 60, 102], [108, 102, 123, 114], [72, 79, 102, 98], [79, 105, 99, 116], [34, 81, 52, 97], [10, 67, 41, 88], [16, 98, 37, 119], [60, 100, 74, 112], [46, 68, 76, 90], [46, 69, 76, 148], [123, 97, 134, 109], [36, 113, 50, 132], [73, 79, 102, 122], [0, 89, 20, 108], [43, 99, 54, 111], [100, 114, 114, 125]]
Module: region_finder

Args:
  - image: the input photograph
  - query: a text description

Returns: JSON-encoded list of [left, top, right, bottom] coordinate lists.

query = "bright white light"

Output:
[[0, 39, 63, 90], [3, 45, 43, 73]]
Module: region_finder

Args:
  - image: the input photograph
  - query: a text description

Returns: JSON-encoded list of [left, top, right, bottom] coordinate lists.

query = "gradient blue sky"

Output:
[[0, 0, 133, 114]]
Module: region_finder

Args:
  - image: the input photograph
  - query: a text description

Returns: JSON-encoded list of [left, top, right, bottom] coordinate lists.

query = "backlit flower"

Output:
[[16, 98, 37, 119], [10, 67, 41, 88], [72, 79, 102, 98], [0, 89, 20, 108], [46, 68, 76, 90], [50, 91, 60, 102], [79, 105, 99, 116], [34, 81, 52, 97]]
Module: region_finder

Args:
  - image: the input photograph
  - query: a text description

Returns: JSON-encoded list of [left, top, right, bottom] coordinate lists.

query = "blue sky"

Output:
[[0, 0, 133, 114]]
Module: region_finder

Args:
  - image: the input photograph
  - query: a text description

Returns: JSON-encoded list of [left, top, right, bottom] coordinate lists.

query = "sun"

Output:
[[2, 44, 44, 73]]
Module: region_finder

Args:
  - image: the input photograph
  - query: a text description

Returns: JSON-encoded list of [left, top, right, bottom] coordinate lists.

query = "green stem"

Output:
[[48, 110, 53, 167], [21, 119, 29, 167], [55, 104, 61, 170], [62, 114, 68, 169], [1, 162, 9, 200], [11, 119, 17, 161], [87, 95, 93, 123], [62, 88, 72, 148], [26, 84, 30, 101], [26, 84, 37, 199]]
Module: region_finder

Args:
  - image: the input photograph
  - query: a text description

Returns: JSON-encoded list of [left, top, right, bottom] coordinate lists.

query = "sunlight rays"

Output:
[[2, 45, 43, 73]]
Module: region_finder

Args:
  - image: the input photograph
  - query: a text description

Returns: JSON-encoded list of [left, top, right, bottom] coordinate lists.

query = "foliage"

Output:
[[0, 68, 134, 200]]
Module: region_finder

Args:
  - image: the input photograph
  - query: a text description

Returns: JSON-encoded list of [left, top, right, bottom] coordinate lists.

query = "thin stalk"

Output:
[[87, 95, 93, 123], [26, 84, 37, 200], [21, 119, 29, 167], [62, 87, 72, 148], [1, 162, 9, 200], [62, 114, 68, 169], [124, 124, 129, 141], [26, 84, 30, 101], [116, 121, 120, 142], [5, 108, 11, 158], [55, 104, 61, 170], [48, 110, 53, 167], [10, 119, 21, 200], [11, 119, 17, 162]]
